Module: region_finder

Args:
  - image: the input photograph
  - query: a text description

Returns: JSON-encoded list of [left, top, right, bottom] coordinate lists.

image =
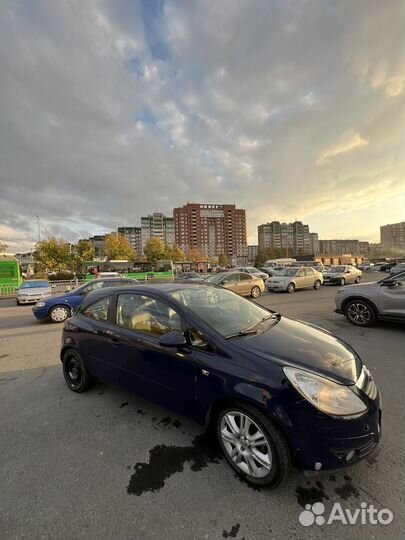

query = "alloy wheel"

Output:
[[220, 411, 272, 478], [347, 303, 371, 325], [251, 286, 261, 298]]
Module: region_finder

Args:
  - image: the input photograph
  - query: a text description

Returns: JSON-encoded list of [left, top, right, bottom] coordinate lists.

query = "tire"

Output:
[[62, 349, 92, 392], [49, 305, 70, 323], [313, 280, 321, 290], [355, 276, 361, 283], [340, 278, 346, 286], [251, 286, 261, 298], [216, 403, 290, 489], [16, 300, 21, 306], [287, 282, 295, 293], [344, 299, 376, 327]]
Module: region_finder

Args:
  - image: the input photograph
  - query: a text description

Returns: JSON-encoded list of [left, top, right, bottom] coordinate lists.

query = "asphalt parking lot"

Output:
[[0, 273, 404, 540]]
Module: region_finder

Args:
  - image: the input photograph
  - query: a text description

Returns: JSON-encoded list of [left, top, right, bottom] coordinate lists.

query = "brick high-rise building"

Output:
[[174, 203, 247, 261]]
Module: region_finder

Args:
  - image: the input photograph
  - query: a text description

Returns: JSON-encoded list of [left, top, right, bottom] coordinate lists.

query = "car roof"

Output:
[[80, 281, 216, 309]]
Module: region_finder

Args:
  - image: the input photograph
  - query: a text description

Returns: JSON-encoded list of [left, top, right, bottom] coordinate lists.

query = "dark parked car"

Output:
[[33, 277, 138, 322], [175, 271, 204, 282], [61, 283, 381, 488]]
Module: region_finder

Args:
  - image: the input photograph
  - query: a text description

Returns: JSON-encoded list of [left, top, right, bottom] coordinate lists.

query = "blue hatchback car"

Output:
[[60, 283, 381, 488], [33, 277, 138, 323]]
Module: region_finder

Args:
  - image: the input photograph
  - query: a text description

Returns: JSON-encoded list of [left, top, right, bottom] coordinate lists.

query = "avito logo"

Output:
[[299, 502, 394, 526]]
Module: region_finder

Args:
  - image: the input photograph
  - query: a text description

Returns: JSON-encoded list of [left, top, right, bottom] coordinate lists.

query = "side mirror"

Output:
[[382, 280, 397, 287], [159, 331, 187, 348], [345, 270, 351, 274]]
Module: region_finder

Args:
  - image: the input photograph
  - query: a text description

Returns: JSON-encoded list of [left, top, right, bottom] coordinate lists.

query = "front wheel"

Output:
[[344, 299, 376, 327], [251, 286, 261, 298], [355, 276, 361, 283], [287, 282, 295, 293], [62, 349, 92, 392], [217, 404, 290, 488], [49, 305, 70, 323], [313, 280, 321, 290], [340, 278, 346, 286]]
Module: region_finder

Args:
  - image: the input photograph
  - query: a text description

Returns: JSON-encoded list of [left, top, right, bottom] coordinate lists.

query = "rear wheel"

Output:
[[313, 280, 321, 290], [217, 404, 290, 488], [344, 299, 376, 327], [251, 286, 261, 298], [287, 282, 295, 293], [62, 349, 91, 392], [49, 305, 70, 323]]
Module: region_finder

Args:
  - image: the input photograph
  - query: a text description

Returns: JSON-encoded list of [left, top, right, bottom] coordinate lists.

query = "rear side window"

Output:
[[81, 297, 110, 321], [238, 273, 251, 281], [304, 268, 314, 275]]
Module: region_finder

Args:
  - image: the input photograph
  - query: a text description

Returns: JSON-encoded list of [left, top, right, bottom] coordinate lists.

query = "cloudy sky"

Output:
[[0, 0, 404, 252]]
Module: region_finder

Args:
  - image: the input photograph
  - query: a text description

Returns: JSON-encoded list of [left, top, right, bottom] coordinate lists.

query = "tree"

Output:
[[104, 234, 136, 261], [186, 248, 204, 262], [255, 247, 287, 266], [143, 237, 166, 261], [34, 237, 71, 272], [0, 241, 8, 252], [218, 253, 230, 267], [166, 244, 185, 262], [71, 240, 96, 273]]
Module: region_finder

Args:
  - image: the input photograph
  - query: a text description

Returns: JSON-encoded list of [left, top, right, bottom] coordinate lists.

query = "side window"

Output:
[[238, 273, 251, 281], [116, 293, 182, 337], [305, 268, 314, 276], [83, 281, 104, 294], [222, 274, 237, 285], [297, 269, 305, 277], [188, 329, 214, 353], [81, 297, 110, 321]]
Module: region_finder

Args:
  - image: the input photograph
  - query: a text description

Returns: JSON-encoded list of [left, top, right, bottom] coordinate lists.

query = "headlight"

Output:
[[36, 302, 46, 307], [284, 367, 367, 416], [336, 289, 345, 294]]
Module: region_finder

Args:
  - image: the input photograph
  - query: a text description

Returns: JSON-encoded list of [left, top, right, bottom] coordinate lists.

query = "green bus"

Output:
[[0, 256, 23, 295], [85, 260, 174, 282]]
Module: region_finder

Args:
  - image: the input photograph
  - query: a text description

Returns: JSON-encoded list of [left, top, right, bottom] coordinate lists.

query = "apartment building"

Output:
[[258, 221, 318, 255], [174, 203, 247, 260], [141, 213, 175, 253], [117, 227, 142, 255], [380, 222, 405, 254]]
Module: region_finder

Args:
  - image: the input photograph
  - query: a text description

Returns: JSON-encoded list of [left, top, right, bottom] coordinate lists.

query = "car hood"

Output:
[[236, 316, 362, 385]]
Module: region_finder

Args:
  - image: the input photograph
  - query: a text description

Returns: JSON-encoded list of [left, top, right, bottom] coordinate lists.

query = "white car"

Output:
[[266, 266, 323, 293], [17, 280, 52, 305]]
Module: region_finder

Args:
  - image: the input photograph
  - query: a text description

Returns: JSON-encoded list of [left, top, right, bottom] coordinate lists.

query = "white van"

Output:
[[265, 258, 297, 267]]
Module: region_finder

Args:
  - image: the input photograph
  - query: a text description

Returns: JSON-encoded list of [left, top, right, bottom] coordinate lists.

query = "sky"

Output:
[[0, 0, 404, 252]]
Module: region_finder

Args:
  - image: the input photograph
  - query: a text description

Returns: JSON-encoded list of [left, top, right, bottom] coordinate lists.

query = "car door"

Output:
[[303, 267, 315, 287], [378, 276, 405, 318], [220, 273, 239, 294], [111, 292, 198, 416], [77, 295, 128, 386], [237, 272, 254, 296], [295, 268, 306, 289]]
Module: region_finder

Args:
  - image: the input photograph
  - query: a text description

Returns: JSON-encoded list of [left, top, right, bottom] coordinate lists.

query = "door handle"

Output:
[[104, 329, 121, 346]]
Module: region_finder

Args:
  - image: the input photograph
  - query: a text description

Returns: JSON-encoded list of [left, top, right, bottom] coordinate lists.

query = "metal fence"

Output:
[[0, 276, 178, 298]]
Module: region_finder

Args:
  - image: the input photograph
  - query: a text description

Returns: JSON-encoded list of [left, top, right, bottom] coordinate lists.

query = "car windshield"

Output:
[[329, 266, 346, 273], [204, 273, 226, 284], [247, 267, 259, 272], [170, 286, 275, 338], [20, 281, 49, 288], [275, 267, 299, 276]]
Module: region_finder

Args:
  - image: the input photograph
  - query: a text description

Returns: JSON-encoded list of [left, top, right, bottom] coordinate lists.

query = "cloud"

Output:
[[316, 130, 369, 165], [0, 0, 403, 250]]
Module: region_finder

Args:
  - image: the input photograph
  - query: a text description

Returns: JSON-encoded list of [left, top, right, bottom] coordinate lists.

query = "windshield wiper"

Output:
[[225, 314, 280, 339]]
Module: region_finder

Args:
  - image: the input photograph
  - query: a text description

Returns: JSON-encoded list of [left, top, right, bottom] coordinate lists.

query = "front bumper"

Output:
[[323, 277, 342, 284], [274, 375, 382, 472], [32, 306, 49, 319], [18, 296, 45, 304], [267, 283, 287, 291]]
